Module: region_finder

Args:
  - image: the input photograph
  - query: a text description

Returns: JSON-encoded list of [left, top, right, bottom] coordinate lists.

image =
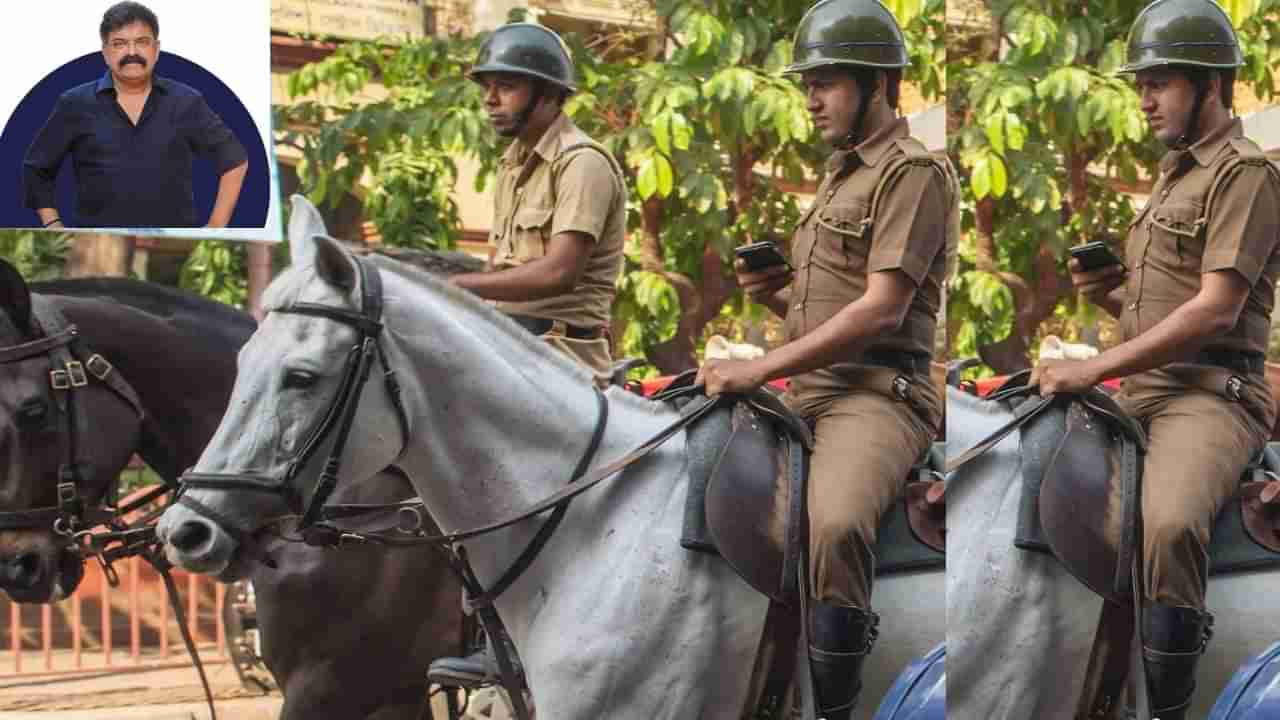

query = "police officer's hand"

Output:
[[1069, 257, 1126, 303], [696, 358, 768, 397], [735, 259, 793, 303], [1029, 358, 1101, 396]]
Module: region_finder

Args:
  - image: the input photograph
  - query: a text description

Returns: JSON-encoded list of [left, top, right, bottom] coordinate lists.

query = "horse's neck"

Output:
[[380, 272, 676, 530], [51, 295, 248, 477]]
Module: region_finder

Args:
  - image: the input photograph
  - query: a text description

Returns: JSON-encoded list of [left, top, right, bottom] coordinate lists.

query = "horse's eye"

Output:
[[17, 399, 49, 429], [283, 370, 319, 390]]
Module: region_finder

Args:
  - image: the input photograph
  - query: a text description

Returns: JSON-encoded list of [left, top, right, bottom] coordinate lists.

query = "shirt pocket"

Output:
[[814, 201, 872, 270], [511, 206, 553, 261], [1148, 201, 1205, 267]]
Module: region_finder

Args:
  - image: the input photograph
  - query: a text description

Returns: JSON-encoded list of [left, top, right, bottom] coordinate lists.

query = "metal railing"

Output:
[[1, 480, 230, 679]]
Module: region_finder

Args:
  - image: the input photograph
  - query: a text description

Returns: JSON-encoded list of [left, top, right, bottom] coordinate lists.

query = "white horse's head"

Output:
[[157, 197, 406, 579]]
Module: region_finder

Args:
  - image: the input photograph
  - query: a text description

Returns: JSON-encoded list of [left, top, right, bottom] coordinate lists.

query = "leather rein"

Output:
[[172, 254, 723, 720], [0, 299, 218, 719]]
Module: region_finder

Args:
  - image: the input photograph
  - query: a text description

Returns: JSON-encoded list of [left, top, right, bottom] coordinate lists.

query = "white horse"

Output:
[[155, 199, 943, 719], [946, 385, 1280, 719]]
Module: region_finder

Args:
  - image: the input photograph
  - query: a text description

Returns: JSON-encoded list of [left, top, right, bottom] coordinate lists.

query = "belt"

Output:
[[1193, 348, 1265, 375], [508, 314, 606, 341], [861, 349, 932, 375]]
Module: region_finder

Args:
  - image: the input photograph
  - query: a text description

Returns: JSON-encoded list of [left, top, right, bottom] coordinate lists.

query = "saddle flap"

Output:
[[1239, 481, 1280, 554], [902, 481, 945, 554], [704, 402, 805, 604], [1039, 398, 1140, 604]]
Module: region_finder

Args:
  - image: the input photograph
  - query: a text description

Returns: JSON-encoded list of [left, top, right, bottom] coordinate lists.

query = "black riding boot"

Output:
[[1142, 602, 1213, 720], [808, 601, 879, 720]]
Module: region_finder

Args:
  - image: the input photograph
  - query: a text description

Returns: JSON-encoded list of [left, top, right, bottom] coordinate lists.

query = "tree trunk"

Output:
[[64, 235, 132, 278]]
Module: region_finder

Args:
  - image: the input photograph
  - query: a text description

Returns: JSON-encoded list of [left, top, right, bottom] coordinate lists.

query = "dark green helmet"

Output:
[[784, 0, 908, 75], [1118, 0, 1243, 74], [467, 23, 577, 93]]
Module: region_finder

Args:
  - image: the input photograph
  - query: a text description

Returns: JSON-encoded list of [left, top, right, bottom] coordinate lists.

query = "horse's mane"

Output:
[[29, 277, 257, 346], [264, 253, 671, 416], [377, 254, 604, 386]]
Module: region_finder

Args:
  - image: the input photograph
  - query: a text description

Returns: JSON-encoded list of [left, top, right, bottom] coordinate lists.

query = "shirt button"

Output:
[[1128, 302, 1138, 310], [794, 303, 804, 310]]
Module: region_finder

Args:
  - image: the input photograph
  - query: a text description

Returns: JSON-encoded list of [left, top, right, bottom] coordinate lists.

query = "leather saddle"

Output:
[[659, 371, 945, 604], [988, 371, 1280, 606]]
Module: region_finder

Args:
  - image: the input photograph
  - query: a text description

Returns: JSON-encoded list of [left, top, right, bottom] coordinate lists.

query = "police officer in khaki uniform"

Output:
[[1032, 1, 1280, 716], [449, 22, 626, 386], [698, 1, 949, 716], [430, 22, 626, 687]]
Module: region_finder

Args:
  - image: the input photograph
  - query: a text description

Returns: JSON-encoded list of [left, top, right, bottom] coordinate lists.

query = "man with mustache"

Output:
[[1032, 0, 1280, 716], [430, 21, 627, 688], [696, 1, 952, 716], [22, 1, 248, 228]]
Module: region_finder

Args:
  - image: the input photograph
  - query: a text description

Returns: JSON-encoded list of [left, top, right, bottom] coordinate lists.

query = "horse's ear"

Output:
[[288, 195, 326, 268], [0, 260, 33, 336], [313, 235, 357, 291]]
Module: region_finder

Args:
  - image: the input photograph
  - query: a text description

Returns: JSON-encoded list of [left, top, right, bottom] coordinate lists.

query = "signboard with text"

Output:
[[272, 0, 430, 42]]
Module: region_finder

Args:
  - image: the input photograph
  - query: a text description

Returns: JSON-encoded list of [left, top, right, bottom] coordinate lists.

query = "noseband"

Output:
[[0, 301, 147, 537], [178, 254, 410, 536]]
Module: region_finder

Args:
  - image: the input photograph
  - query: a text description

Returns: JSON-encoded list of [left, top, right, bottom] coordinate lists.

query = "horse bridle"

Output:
[[0, 301, 148, 538], [178, 253, 411, 537]]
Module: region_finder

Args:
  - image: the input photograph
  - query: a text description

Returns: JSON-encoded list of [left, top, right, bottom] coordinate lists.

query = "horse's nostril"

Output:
[[170, 521, 213, 552]]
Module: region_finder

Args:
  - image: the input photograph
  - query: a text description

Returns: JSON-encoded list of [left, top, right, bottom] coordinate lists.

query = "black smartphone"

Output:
[[734, 241, 792, 272], [1069, 241, 1125, 272]]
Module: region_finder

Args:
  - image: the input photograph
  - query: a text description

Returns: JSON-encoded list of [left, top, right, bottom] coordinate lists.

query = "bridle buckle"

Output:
[[85, 354, 113, 381], [65, 361, 88, 387], [50, 369, 70, 390]]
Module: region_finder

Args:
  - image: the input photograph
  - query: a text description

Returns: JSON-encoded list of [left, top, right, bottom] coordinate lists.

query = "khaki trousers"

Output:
[[789, 368, 940, 609], [1114, 366, 1274, 609]]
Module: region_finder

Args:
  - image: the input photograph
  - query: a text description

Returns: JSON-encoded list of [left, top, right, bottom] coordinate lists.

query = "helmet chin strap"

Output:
[[1173, 76, 1208, 150], [508, 80, 547, 140], [836, 75, 874, 151]]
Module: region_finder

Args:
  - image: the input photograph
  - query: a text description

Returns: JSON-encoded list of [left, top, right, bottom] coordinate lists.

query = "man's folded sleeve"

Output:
[[22, 96, 77, 210], [188, 95, 247, 175]]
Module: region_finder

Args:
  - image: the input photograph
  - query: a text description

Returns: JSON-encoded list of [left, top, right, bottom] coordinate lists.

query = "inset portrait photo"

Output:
[[0, 0, 276, 237]]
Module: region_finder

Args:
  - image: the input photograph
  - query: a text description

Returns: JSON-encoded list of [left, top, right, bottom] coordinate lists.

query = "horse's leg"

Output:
[[256, 539, 462, 720]]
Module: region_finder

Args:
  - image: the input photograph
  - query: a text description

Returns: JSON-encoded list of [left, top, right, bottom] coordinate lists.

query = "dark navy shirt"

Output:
[[22, 72, 247, 228]]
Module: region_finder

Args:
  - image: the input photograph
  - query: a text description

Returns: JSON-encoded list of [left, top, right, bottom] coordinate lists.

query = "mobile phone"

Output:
[[734, 242, 792, 272], [1069, 242, 1125, 272]]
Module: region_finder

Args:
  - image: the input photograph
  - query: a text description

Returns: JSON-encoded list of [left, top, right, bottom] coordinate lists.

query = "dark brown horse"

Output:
[[0, 261, 462, 719]]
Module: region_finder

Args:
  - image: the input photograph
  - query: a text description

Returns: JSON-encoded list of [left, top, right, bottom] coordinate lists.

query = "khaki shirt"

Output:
[[1120, 118, 1280, 356], [786, 117, 948, 398], [490, 113, 626, 330]]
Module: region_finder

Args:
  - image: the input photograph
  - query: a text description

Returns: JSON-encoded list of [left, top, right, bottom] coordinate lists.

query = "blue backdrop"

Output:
[[0, 51, 269, 228]]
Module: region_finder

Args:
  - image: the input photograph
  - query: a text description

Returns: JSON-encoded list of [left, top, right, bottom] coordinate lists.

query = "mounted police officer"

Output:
[[698, 1, 951, 716], [448, 21, 626, 387], [1032, 1, 1280, 717], [430, 21, 627, 688]]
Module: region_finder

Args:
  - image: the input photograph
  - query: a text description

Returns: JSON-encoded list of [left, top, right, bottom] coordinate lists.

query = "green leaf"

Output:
[[637, 154, 659, 199], [984, 113, 1005, 154], [989, 154, 1008, 197], [652, 110, 673, 155], [972, 155, 992, 199], [724, 30, 746, 66], [1224, 0, 1258, 27], [671, 112, 693, 150], [885, 0, 923, 27], [1005, 113, 1027, 150], [655, 153, 675, 197]]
